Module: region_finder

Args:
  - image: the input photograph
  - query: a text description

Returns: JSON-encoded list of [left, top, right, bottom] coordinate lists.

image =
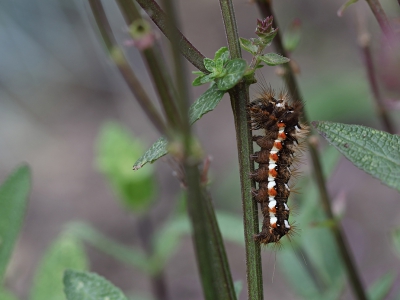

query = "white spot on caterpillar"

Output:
[[269, 200, 277, 209], [271, 140, 281, 151], [268, 181, 276, 189], [269, 163, 277, 170], [276, 103, 284, 107], [284, 220, 291, 229], [284, 203, 289, 211], [295, 125, 301, 132], [270, 216, 277, 225], [285, 183, 290, 191]]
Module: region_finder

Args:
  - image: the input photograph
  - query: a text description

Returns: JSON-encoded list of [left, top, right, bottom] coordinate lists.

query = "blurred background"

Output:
[[1, 0, 400, 299]]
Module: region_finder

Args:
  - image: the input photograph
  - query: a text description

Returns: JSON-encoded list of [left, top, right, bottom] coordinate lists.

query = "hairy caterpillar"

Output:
[[249, 89, 308, 244]]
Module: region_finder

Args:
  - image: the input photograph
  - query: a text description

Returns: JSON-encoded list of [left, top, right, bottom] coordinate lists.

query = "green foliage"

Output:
[[0, 289, 18, 300], [30, 234, 88, 300], [312, 122, 400, 192], [133, 84, 225, 170], [96, 122, 156, 213], [259, 53, 290, 66], [63, 270, 128, 300], [192, 47, 247, 91], [67, 222, 150, 273], [0, 165, 31, 282], [283, 19, 302, 52], [368, 273, 395, 300]]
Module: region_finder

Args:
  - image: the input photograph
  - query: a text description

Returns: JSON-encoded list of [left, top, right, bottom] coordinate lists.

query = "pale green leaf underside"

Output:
[[259, 53, 290, 66], [133, 84, 225, 169], [63, 270, 128, 300], [313, 121, 400, 192]]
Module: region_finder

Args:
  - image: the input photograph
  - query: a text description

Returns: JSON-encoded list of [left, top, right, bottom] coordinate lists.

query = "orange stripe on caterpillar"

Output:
[[248, 87, 307, 245]]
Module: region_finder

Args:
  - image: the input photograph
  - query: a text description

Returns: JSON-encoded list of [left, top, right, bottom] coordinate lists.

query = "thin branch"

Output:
[[364, 0, 393, 37], [255, 1, 368, 300], [356, 11, 396, 134], [117, 0, 182, 130], [88, 0, 167, 135], [219, 1, 264, 300], [135, 0, 207, 73]]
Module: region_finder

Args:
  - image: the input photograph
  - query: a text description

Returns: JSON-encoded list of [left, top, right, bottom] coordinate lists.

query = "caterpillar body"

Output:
[[249, 89, 307, 244]]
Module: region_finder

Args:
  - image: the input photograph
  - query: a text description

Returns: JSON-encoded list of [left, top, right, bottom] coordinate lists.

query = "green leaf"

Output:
[[283, 20, 302, 52], [259, 29, 278, 46], [63, 270, 128, 300], [312, 122, 400, 192], [0, 288, 19, 300], [192, 75, 205, 86], [133, 137, 168, 170], [215, 59, 247, 91], [239, 38, 258, 55], [188, 84, 225, 124], [337, 0, 359, 17], [133, 84, 225, 169], [199, 73, 216, 85], [259, 53, 290, 66], [67, 222, 150, 274], [96, 122, 156, 213], [368, 273, 395, 300], [214, 47, 229, 63], [0, 165, 31, 282], [30, 234, 88, 300], [203, 58, 215, 72]]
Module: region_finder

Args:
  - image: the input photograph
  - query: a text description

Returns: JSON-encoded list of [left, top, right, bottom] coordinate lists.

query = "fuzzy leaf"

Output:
[[30, 234, 88, 300], [239, 38, 258, 54], [203, 58, 215, 72], [260, 29, 278, 46], [216, 59, 247, 91], [192, 74, 205, 86], [199, 73, 216, 85], [368, 273, 395, 300], [133, 85, 225, 169], [259, 53, 290, 66], [337, 0, 359, 17], [133, 137, 168, 170], [0, 165, 31, 282], [63, 270, 128, 300], [313, 122, 400, 191], [188, 84, 225, 124], [214, 47, 229, 63]]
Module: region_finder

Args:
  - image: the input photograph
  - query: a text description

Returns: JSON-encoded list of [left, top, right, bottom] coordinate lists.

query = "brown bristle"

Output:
[[248, 88, 308, 245]]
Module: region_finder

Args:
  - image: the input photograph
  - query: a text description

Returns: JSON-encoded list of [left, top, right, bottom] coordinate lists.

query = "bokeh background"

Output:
[[1, 0, 400, 299]]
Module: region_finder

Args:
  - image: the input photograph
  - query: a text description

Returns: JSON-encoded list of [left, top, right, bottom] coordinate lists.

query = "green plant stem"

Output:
[[134, 0, 207, 73], [160, 0, 190, 142], [117, 0, 182, 130], [163, 0, 237, 297], [219, 1, 263, 300], [255, 2, 368, 300], [88, 0, 167, 135], [364, 0, 393, 36]]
